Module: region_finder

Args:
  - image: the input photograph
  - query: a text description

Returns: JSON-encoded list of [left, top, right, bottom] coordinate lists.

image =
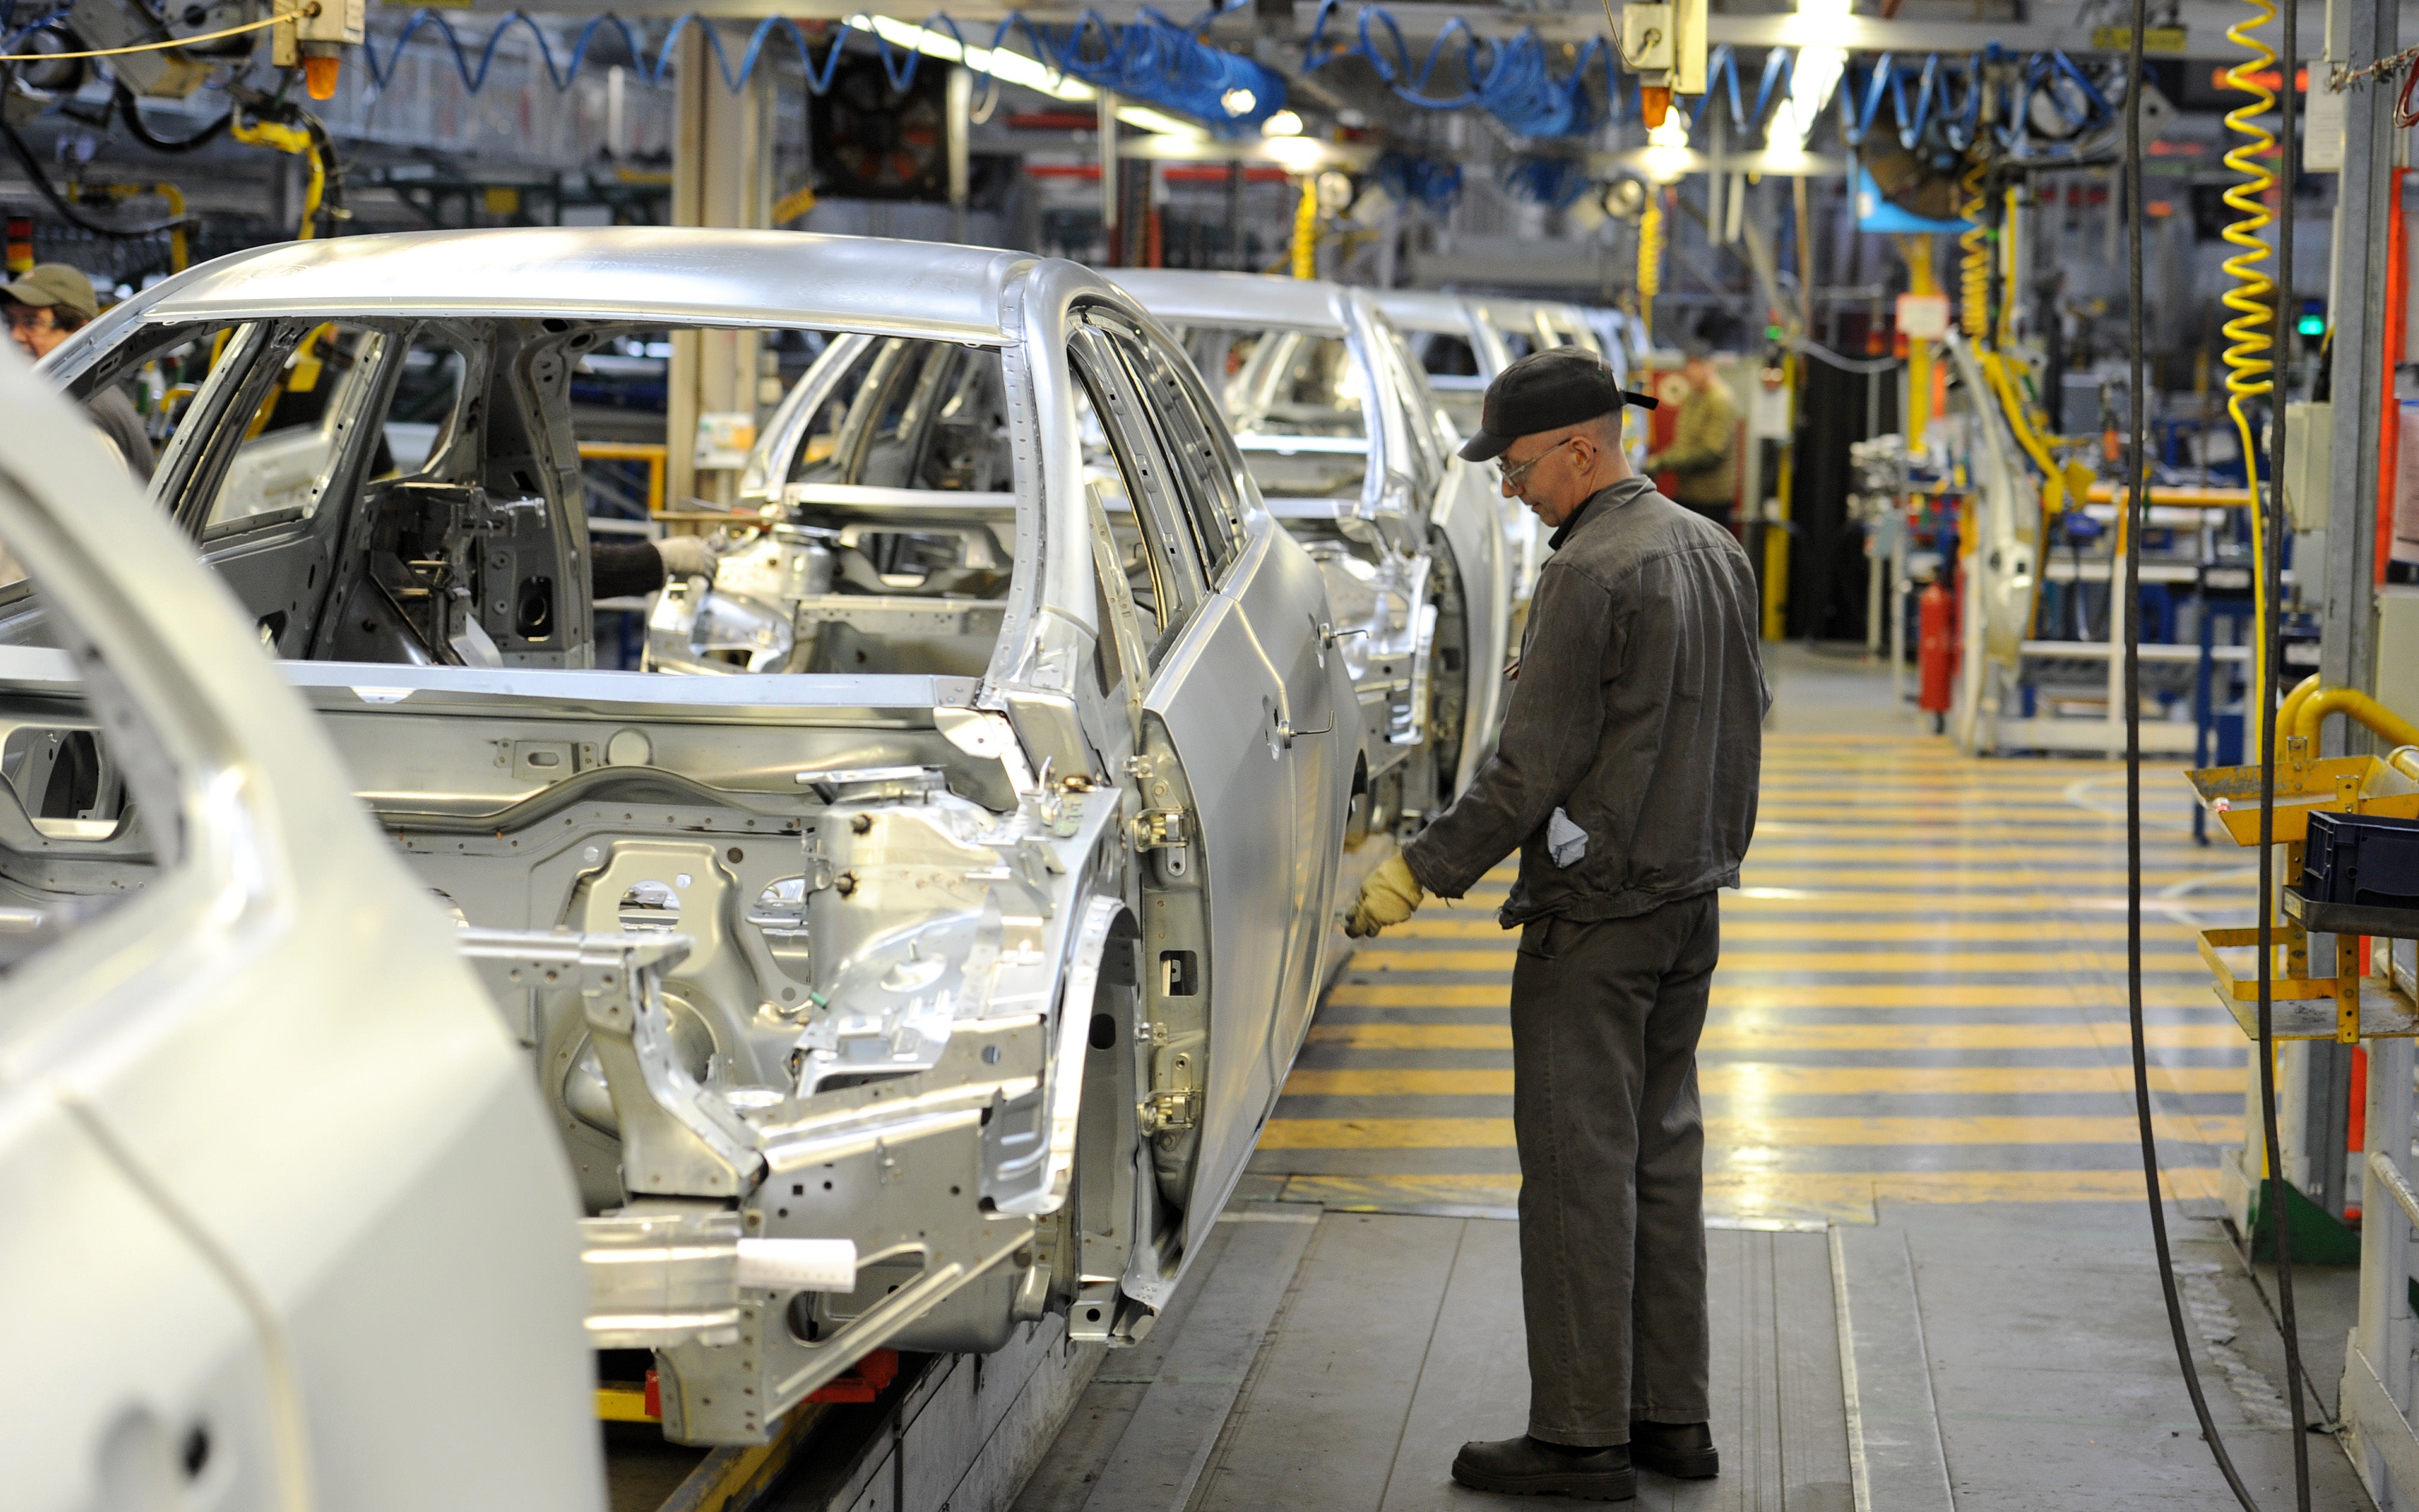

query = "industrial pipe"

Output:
[[2275, 671, 2322, 754], [2289, 685, 2419, 753]]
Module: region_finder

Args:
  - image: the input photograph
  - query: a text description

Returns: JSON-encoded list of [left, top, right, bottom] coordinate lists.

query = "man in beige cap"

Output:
[[4, 264, 153, 482]]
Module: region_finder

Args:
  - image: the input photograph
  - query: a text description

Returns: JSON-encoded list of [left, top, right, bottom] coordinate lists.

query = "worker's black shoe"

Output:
[[1628, 1420, 1720, 1479], [1449, 1436, 1636, 1501]]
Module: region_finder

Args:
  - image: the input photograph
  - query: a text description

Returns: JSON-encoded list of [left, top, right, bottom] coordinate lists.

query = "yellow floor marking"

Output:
[[1390, 917, 2204, 943], [1327, 982, 2224, 1009], [1275, 1168, 2224, 1210], [1284, 1064, 2243, 1098], [1257, 1113, 2240, 1148], [1306, 1020, 2245, 1051], [1741, 845, 2221, 865], [1349, 947, 2204, 975], [1720, 893, 2247, 914], [1752, 819, 2183, 837], [1737, 869, 2235, 888]]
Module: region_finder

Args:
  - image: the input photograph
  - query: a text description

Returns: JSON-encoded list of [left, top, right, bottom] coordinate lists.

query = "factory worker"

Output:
[[1642, 338, 1741, 529], [2, 264, 153, 482], [1344, 347, 1768, 1501]]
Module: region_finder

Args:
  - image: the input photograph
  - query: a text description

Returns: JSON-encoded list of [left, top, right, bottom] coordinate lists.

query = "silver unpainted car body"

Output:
[[0, 352, 603, 1507], [1376, 290, 1631, 623], [1103, 269, 1507, 812], [34, 227, 1358, 1444]]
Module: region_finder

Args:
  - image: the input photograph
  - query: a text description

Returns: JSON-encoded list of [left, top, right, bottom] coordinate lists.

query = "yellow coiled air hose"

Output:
[[1958, 150, 1990, 343], [2218, 0, 2278, 714], [1291, 177, 1317, 279]]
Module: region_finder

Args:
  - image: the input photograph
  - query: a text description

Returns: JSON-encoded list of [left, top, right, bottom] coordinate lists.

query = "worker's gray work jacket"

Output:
[[1400, 475, 1769, 925]]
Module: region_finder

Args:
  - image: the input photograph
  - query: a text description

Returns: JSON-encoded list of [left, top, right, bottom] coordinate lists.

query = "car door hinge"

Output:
[[1130, 807, 1188, 850], [1138, 1088, 1198, 1133]]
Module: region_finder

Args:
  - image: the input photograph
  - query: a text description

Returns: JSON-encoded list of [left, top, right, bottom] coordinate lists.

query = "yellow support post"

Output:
[[1900, 236, 1939, 448], [1764, 354, 1794, 640]]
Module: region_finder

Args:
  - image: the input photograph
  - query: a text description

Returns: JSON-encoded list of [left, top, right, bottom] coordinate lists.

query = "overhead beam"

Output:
[[453, 0, 2352, 60]]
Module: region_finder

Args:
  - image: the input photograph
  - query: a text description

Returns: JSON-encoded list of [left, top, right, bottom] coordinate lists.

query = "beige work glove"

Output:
[[656, 533, 717, 581], [1345, 854, 1426, 938]]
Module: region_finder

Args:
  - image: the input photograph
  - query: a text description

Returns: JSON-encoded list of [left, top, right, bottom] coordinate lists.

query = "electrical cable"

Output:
[[2211, 0, 2320, 1491], [2117, 0, 2314, 1499], [2118, 0, 2260, 1490], [0, 8, 277, 60], [1790, 338, 1901, 375], [2263, 0, 2313, 1494], [115, 83, 231, 152], [0, 114, 188, 235]]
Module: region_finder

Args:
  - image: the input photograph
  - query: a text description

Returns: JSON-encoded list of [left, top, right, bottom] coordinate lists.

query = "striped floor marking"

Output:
[[1307, 1021, 2244, 1051], [1249, 729, 2250, 1224], [1284, 1065, 2245, 1097]]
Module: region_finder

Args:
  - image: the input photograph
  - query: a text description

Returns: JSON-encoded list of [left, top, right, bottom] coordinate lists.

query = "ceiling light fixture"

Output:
[[1767, 0, 1848, 155]]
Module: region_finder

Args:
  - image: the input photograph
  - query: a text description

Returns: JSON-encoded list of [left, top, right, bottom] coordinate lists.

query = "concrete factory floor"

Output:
[[1014, 643, 2371, 1511]]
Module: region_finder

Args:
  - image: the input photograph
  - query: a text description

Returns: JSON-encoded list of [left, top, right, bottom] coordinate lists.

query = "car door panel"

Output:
[[1070, 316, 1311, 1258]]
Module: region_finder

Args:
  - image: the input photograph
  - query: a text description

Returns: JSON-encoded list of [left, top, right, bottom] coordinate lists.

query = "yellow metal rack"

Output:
[[2188, 740, 2419, 1042]]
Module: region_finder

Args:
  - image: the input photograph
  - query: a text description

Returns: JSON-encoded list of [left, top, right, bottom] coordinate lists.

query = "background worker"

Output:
[[1642, 340, 1739, 529], [1346, 347, 1767, 1503], [2, 265, 152, 483]]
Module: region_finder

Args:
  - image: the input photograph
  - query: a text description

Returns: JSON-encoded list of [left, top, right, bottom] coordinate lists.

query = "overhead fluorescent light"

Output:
[[843, 13, 1206, 138], [1767, 0, 1848, 153]]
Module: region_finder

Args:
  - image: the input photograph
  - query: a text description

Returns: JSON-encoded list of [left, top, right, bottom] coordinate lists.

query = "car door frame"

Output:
[[0, 350, 604, 1512], [1064, 304, 1323, 1261]]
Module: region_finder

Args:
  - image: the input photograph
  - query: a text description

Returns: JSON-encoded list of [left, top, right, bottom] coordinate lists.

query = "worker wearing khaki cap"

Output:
[[2, 264, 153, 482], [1344, 347, 1767, 1502]]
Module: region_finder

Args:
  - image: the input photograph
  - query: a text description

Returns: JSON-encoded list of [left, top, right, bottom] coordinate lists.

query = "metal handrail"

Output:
[[2370, 1149, 2419, 1231]]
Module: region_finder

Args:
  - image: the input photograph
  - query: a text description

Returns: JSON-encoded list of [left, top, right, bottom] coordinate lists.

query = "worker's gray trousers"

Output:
[[1510, 891, 1717, 1446]]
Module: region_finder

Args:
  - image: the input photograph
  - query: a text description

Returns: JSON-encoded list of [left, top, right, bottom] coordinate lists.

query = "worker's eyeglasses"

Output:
[[1495, 438, 1574, 489], [2, 307, 51, 332]]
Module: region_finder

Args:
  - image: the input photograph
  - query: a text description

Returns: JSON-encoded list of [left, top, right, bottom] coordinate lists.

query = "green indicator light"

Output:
[[2297, 315, 2325, 336]]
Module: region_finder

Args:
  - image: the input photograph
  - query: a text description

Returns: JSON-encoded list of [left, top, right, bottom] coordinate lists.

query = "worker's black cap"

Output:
[[1458, 347, 1658, 463]]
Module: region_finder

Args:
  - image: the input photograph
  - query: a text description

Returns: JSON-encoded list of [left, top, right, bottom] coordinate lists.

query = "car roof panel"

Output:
[[133, 227, 1026, 341], [1106, 269, 1347, 333]]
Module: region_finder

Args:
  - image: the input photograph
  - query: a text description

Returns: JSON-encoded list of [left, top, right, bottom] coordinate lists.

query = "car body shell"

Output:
[[1375, 290, 1640, 624], [1104, 269, 1509, 807], [31, 227, 1359, 1443], [0, 349, 603, 1508]]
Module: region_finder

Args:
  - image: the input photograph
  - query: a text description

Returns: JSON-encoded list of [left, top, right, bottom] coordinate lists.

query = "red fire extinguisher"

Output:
[[1918, 579, 1955, 733]]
